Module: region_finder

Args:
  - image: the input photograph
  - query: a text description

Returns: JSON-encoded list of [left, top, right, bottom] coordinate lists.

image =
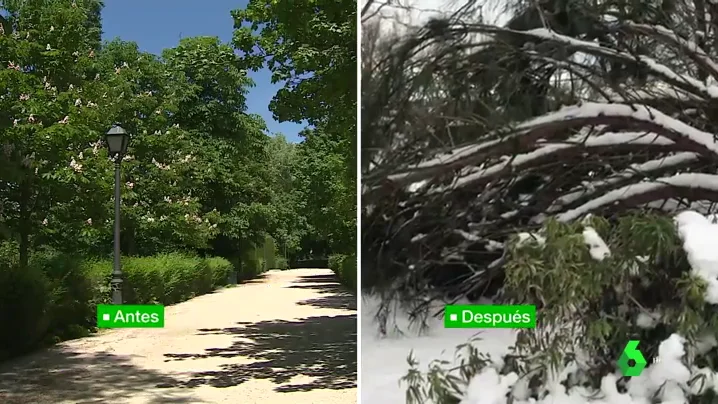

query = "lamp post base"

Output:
[[110, 277, 123, 305]]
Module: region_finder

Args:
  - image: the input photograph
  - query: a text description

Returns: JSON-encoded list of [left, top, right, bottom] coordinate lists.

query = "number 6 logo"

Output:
[[618, 340, 648, 376]]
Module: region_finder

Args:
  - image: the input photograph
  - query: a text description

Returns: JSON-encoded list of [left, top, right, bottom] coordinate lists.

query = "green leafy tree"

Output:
[[86, 39, 223, 255], [0, 0, 109, 266], [231, 0, 356, 138], [266, 134, 308, 257], [232, 0, 357, 256], [0, 0, 315, 361], [161, 36, 274, 257], [294, 127, 354, 255], [0, 0, 228, 263]]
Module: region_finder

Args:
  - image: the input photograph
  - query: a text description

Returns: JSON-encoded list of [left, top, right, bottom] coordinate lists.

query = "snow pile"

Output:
[[516, 232, 546, 246], [674, 210, 718, 303], [583, 226, 611, 261], [461, 368, 518, 404], [635, 311, 659, 329], [626, 334, 692, 403]]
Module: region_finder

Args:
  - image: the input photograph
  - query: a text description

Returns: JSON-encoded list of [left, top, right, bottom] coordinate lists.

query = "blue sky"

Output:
[[100, 0, 306, 143]]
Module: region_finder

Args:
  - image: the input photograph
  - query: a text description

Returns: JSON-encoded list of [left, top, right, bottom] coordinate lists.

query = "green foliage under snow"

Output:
[[401, 213, 718, 403]]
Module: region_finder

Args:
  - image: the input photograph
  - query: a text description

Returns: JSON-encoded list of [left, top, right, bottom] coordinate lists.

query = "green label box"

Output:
[[97, 304, 165, 328], [444, 305, 537, 328]]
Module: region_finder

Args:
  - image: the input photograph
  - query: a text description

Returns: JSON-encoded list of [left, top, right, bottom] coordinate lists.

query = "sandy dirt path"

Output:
[[0, 268, 357, 404]]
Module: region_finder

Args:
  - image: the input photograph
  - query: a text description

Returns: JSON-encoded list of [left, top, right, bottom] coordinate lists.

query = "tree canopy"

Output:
[[232, 0, 357, 255], [0, 0, 355, 270]]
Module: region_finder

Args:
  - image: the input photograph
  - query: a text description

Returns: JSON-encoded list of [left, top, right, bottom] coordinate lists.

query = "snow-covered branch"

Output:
[[464, 24, 718, 100], [384, 103, 718, 186], [623, 22, 718, 82], [449, 132, 682, 190], [548, 152, 699, 212], [556, 173, 718, 222]]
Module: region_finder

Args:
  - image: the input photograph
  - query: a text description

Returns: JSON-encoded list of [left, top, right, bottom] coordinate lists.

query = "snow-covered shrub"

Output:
[[401, 211, 718, 403], [362, 0, 718, 401], [362, 0, 718, 327], [402, 336, 493, 404]]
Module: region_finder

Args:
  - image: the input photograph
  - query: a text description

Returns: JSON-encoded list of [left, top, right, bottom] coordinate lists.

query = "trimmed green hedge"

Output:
[[233, 243, 266, 281], [0, 260, 53, 359], [328, 254, 347, 273], [263, 236, 276, 270], [84, 253, 233, 305], [273, 257, 289, 270], [340, 255, 357, 292], [0, 248, 236, 362], [328, 253, 356, 292], [205, 256, 235, 286]]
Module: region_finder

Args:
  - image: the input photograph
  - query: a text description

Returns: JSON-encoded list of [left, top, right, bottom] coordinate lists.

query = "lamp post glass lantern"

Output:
[[105, 125, 130, 304], [105, 125, 130, 156]]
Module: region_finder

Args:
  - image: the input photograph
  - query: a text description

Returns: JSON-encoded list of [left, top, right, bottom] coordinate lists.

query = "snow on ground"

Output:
[[361, 296, 517, 404], [362, 294, 709, 404], [362, 210, 718, 403]]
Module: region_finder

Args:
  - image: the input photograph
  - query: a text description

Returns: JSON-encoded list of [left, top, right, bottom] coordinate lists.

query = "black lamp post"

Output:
[[105, 125, 130, 304]]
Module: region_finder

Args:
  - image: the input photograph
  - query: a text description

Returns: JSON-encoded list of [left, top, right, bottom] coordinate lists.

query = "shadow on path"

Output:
[[163, 314, 357, 392], [0, 347, 198, 404], [237, 273, 269, 285], [0, 270, 357, 402], [293, 274, 341, 284], [292, 273, 357, 311], [162, 272, 357, 393]]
